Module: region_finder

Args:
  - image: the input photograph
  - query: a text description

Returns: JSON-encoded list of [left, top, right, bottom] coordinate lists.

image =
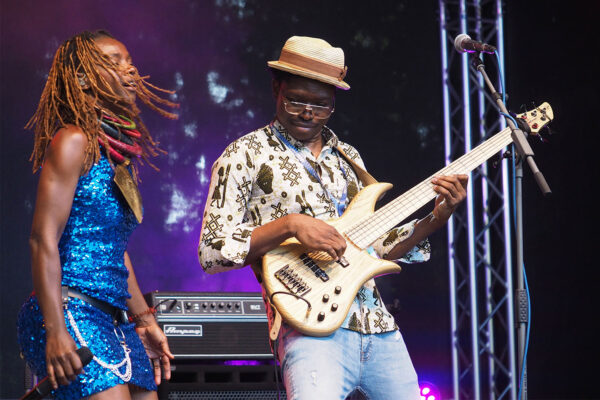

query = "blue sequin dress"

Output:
[[17, 154, 156, 398]]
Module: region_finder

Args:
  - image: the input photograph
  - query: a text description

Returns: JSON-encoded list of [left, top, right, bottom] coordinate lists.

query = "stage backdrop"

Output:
[[2, 1, 598, 399]]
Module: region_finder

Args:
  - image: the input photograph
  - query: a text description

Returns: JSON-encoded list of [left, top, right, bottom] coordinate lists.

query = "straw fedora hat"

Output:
[[268, 36, 350, 90]]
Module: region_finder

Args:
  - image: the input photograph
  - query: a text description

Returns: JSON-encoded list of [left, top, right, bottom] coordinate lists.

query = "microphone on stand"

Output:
[[21, 347, 93, 400], [454, 33, 497, 54]]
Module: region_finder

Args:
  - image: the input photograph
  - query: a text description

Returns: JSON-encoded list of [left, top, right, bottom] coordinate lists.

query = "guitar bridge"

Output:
[[275, 265, 311, 295], [300, 253, 329, 281]]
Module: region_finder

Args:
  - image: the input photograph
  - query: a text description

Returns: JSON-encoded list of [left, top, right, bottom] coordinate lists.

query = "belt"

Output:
[[61, 286, 129, 325]]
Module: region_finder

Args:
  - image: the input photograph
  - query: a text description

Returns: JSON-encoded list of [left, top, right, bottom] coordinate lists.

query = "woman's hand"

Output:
[[44, 330, 83, 389], [135, 323, 174, 385]]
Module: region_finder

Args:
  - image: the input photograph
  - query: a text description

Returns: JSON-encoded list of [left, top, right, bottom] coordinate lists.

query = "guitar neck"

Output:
[[345, 127, 513, 248]]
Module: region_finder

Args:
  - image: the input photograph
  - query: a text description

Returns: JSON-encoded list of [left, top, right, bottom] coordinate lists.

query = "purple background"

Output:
[[2, 1, 599, 398]]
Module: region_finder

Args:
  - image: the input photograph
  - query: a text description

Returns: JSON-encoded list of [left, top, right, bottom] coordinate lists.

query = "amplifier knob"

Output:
[[226, 303, 232, 309], [317, 312, 325, 321], [218, 302, 225, 309], [202, 302, 208, 309], [234, 303, 241, 309], [185, 302, 192, 309], [210, 302, 216, 308]]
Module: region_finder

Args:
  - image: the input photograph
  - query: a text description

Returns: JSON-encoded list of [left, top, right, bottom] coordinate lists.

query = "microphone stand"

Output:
[[469, 53, 551, 400]]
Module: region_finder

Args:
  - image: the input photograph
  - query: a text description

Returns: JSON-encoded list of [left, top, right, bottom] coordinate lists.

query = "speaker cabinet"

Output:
[[158, 361, 287, 400]]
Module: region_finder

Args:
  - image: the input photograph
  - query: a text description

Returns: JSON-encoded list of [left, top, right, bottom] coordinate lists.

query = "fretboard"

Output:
[[345, 127, 513, 248]]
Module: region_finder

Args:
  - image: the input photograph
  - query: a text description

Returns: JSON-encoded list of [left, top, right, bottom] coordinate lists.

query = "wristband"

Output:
[[128, 307, 156, 324]]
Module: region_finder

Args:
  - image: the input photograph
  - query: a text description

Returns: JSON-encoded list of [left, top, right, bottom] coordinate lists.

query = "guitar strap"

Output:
[[334, 145, 378, 186], [269, 302, 283, 342], [250, 262, 284, 342]]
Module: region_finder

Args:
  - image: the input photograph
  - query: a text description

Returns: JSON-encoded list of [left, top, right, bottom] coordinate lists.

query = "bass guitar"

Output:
[[254, 102, 553, 336]]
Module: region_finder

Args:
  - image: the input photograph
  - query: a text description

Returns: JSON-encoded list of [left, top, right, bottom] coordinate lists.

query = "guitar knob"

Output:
[[334, 286, 342, 294], [322, 294, 329, 303], [331, 303, 338, 312], [317, 312, 325, 321]]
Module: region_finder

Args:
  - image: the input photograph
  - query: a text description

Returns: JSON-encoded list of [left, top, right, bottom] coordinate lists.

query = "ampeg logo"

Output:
[[164, 324, 203, 337]]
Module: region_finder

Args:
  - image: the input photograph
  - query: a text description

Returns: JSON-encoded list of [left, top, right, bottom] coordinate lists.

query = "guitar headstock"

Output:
[[516, 102, 554, 135]]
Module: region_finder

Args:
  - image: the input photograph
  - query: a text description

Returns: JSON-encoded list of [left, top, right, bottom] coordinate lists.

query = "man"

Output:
[[199, 36, 468, 400]]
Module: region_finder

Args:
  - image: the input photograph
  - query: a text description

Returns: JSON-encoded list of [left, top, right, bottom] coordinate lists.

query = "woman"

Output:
[[17, 30, 178, 399]]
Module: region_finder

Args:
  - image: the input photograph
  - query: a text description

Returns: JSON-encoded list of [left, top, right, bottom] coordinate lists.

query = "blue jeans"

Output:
[[276, 325, 420, 400]]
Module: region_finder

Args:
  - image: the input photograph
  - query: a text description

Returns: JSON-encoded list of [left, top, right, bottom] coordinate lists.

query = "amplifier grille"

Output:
[[167, 390, 286, 400], [159, 321, 271, 358]]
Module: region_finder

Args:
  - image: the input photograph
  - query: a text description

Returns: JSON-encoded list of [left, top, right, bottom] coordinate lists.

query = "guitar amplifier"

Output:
[[144, 291, 273, 359]]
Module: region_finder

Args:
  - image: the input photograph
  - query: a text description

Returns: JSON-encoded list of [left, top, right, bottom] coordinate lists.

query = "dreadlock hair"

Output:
[[26, 30, 178, 175]]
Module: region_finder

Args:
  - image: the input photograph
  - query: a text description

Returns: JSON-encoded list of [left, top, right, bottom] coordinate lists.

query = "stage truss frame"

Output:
[[439, 0, 517, 399]]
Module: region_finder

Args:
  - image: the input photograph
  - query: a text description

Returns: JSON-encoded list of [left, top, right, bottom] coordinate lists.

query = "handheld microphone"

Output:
[[454, 34, 497, 54], [21, 347, 93, 400]]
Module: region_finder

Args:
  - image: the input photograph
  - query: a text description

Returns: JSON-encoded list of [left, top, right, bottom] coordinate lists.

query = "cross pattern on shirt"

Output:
[[374, 310, 389, 332], [202, 213, 224, 243], [270, 202, 288, 219], [278, 155, 302, 186], [241, 134, 263, 155], [224, 141, 240, 158]]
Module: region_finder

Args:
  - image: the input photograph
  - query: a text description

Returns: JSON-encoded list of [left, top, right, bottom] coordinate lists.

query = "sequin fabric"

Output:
[[17, 154, 156, 398], [59, 154, 137, 309]]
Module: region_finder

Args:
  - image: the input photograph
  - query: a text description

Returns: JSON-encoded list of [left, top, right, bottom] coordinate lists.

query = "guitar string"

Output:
[[359, 128, 512, 244], [274, 250, 341, 298], [345, 128, 513, 247], [273, 128, 514, 309], [354, 132, 508, 244], [273, 109, 548, 315]]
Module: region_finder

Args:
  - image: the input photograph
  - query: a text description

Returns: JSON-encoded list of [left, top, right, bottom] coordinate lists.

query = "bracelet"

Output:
[[427, 211, 437, 223], [128, 307, 156, 324]]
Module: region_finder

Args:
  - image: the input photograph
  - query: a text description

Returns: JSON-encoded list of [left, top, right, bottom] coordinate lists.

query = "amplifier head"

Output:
[[144, 292, 273, 359]]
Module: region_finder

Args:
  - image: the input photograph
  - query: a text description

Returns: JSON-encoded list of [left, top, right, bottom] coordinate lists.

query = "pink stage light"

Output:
[[419, 381, 441, 400]]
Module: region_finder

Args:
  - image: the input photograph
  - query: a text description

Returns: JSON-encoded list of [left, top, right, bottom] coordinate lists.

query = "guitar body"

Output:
[[259, 182, 401, 337]]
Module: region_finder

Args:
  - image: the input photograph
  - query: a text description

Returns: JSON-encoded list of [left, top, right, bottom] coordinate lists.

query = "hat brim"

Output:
[[268, 60, 350, 90]]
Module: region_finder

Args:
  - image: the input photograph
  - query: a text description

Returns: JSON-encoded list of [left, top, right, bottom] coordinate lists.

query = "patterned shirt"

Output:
[[198, 120, 431, 334]]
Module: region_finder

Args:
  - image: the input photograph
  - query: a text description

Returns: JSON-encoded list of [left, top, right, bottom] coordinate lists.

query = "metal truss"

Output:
[[439, 0, 517, 399]]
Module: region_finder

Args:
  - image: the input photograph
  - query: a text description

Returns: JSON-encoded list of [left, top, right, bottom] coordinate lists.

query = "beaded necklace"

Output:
[[98, 114, 144, 223], [98, 114, 142, 164]]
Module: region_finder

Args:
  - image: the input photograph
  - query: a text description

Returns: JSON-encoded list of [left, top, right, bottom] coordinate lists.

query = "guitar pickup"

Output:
[[300, 253, 329, 282], [337, 256, 349, 268]]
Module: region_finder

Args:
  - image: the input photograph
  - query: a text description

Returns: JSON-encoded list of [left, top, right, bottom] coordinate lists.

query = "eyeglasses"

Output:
[[283, 98, 335, 119]]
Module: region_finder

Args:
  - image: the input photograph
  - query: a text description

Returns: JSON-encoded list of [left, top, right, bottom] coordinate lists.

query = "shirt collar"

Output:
[[271, 119, 340, 151]]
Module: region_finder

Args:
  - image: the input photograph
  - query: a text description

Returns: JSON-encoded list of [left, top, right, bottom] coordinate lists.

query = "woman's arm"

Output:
[[29, 125, 87, 389], [124, 251, 174, 385]]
